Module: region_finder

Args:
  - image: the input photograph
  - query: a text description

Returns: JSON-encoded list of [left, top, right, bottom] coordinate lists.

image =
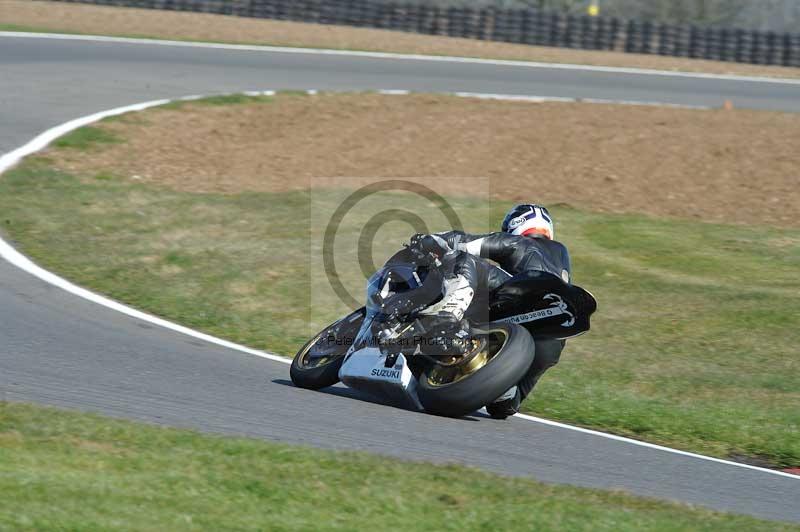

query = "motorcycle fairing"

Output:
[[339, 348, 423, 411], [490, 271, 597, 339]]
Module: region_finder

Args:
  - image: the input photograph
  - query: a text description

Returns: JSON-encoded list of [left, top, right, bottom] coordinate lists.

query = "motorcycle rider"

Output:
[[428, 204, 571, 419]]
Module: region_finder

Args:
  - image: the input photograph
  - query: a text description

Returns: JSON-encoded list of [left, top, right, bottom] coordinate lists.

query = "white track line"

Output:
[[3, 31, 800, 86], [514, 413, 799, 480], [0, 97, 290, 365], [448, 91, 710, 109], [376, 89, 709, 109], [0, 90, 796, 481]]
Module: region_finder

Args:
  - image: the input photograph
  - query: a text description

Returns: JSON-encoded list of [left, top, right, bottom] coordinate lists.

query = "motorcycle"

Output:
[[291, 239, 596, 418]]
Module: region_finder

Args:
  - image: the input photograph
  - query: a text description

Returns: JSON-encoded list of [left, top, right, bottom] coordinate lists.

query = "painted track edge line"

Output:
[[0, 90, 795, 481], [513, 413, 799, 480], [2, 31, 800, 86], [0, 98, 289, 365]]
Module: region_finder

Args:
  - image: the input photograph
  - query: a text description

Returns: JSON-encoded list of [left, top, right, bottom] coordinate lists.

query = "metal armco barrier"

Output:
[[50, 0, 800, 67]]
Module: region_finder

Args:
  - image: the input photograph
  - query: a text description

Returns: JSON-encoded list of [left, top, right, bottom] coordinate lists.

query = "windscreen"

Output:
[[366, 265, 427, 312]]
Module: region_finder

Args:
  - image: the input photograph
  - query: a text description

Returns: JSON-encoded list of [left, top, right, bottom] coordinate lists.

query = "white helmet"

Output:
[[501, 204, 554, 240]]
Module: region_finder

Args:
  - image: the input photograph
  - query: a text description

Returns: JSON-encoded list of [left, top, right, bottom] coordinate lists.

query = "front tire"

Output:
[[290, 308, 364, 390], [417, 322, 535, 418]]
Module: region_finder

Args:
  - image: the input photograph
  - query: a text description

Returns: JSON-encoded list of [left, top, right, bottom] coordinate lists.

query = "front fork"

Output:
[[379, 315, 474, 370]]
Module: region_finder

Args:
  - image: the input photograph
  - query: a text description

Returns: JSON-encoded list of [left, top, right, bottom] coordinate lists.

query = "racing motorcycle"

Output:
[[290, 238, 596, 418]]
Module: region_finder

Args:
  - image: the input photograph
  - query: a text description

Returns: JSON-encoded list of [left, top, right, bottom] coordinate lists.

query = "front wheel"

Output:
[[417, 322, 535, 418], [290, 308, 365, 390]]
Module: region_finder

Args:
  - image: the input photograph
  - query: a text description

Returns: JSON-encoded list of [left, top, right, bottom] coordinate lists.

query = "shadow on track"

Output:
[[271, 378, 488, 421]]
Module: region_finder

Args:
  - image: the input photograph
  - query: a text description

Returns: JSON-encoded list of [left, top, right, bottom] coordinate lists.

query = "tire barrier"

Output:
[[49, 0, 800, 67]]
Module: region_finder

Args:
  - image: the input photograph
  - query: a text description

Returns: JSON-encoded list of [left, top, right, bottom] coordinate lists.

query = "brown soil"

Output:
[[48, 93, 800, 228], [3, 0, 800, 80]]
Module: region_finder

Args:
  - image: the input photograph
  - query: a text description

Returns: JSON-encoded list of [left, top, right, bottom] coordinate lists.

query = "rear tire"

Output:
[[417, 322, 534, 418], [290, 309, 364, 390]]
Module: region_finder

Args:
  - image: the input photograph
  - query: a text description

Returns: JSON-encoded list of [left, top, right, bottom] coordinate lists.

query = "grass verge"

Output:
[[53, 126, 121, 150], [1, 401, 796, 530], [159, 93, 277, 110], [0, 120, 797, 468]]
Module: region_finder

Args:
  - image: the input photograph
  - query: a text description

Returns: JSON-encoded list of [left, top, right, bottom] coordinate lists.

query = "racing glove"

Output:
[[410, 233, 452, 259]]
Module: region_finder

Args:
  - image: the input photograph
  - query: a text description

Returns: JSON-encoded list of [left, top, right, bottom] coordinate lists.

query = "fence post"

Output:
[[579, 14, 592, 50], [718, 28, 734, 62], [492, 7, 510, 43], [641, 20, 653, 54], [445, 7, 461, 38], [766, 32, 780, 65], [404, 2, 420, 35], [510, 8, 526, 44], [594, 15, 608, 50], [656, 23, 672, 56], [520, 8, 535, 46], [734, 28, 749, 63], [688, 25, 701, 58], [563, 14, 577, 49], [554, 13, 569, 48], [752, 30, 767, 64], [788, 34, 800, 67], [462, 7, 480, 40], [487, 8, 499, 42], [706, 27, 717, 60], [541, 12, 557, 47], [624, 20, 637, 54], [608, 17, 622, 51]]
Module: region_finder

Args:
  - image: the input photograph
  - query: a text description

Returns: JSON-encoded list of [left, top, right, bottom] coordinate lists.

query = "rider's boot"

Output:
[[486, 338, 565, 419], [486, 385, 521, 419]]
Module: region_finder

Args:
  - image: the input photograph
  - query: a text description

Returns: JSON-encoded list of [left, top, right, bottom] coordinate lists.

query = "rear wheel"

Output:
[[290, 308, 365, 390], [417, 322, 534, 418]]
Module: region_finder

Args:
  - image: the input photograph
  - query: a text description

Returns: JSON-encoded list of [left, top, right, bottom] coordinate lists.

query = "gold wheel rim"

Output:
[[426, 328, 508, 387]]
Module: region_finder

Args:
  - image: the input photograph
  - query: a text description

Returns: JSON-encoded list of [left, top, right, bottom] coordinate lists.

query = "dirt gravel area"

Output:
[[3, 0, 800, 79], [48, 93, 800, 228]]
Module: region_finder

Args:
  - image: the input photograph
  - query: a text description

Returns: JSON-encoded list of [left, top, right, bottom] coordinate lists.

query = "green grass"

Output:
[[0, 402, 794, 531], [537, 211, 800, 464], [52, 126, 121, 150], [1, 88, 799, 468], [156, 93, 277, 111], [0, 23, 63, 33], [1, 149, 798, 469]]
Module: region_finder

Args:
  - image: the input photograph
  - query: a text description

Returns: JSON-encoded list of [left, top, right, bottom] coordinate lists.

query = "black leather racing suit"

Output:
[[439, 231, 571, 403]]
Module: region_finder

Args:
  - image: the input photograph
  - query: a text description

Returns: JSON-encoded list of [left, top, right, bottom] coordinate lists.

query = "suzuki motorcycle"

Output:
[[291, 240, 596, 418]]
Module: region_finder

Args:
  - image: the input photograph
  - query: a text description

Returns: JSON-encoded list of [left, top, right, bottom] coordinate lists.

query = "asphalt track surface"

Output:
[[1, 33, 798, 523]]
